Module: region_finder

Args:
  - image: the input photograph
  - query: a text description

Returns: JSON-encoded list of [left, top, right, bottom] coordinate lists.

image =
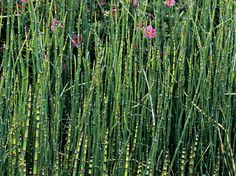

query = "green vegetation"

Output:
[[0, 0, 235, 175]]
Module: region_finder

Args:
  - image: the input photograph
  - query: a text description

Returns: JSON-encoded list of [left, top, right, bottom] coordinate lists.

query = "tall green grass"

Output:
[[0, 0, 235, 175]]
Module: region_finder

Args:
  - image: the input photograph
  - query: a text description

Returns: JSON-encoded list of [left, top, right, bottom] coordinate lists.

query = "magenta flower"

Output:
[[50, 18, 62, 31], [73, 34, 79, 48], [165, 0, 175, 7], [130, 0, 139, 8], [98, 1, 106, 6], [144, 25, 156, 39], [112, 5, 118, 16], [21, 0, 29, 3], [16, 4, 25, 14], [50, 20, 55, 31]]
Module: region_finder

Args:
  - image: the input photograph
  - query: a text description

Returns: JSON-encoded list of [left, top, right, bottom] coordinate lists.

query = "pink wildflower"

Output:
[[50, 19, 55, 31], [50, 18, 63, 31], [73, 34, 79, 48], [17, 4, 24, 14], [143, 25, 156, 39], [98, 1, 106, 6], [21, 0, 29, 3], [130, 0, 139, 8], [50, 24, 55, 31], [112, 5, 118, 16], [165, 0, 175, 7]]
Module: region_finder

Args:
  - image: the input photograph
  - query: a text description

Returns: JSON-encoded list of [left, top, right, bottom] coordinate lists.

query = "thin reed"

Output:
[[0, 0, 235, 175]]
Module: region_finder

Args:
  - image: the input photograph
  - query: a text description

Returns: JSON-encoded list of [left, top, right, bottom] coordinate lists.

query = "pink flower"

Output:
[[50, 19, 55, 31], [73, 34, 79, 48], [17, 4, 24, 14], [21, 0, 29, 3], [50, 24, 55, 31], [130, 0, 139, 8], [143, 25, 156, 39], [165, 0, 175, 7], [50, 18, 62, 31], [112, 5, 118, 16], [98, 1, 106, 6]]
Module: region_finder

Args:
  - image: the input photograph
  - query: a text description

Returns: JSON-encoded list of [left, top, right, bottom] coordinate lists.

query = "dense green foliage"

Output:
[[0, 0, 235, 175]]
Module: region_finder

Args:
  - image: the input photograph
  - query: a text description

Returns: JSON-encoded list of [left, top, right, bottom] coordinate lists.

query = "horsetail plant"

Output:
[[0, 0, 235, 175]]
